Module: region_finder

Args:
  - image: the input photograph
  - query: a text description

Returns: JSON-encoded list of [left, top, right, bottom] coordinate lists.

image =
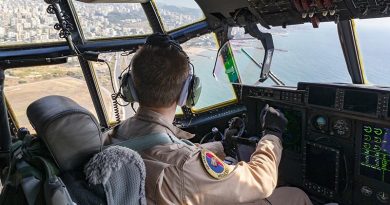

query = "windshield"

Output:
[[154, 0, 205, 31], [72, 1, 153, 39], [354, 17, 390, 86], [232, 22, 352, 87]]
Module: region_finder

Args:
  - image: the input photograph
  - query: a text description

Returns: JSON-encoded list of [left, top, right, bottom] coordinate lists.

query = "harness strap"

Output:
[[19, 135, 71, 205], [112, 133, 186, 152]]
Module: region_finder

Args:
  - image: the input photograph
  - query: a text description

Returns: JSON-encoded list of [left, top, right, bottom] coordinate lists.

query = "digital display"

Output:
[[305, 143, 338, 191], [343, 90, 378, 115], [308, 86, 336, 108], [360, 125, 390, 184]]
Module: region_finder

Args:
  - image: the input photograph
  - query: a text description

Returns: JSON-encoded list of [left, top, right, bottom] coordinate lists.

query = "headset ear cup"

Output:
[[186, 76, 201, 107], [120, 72, 138, 103], [177, 76, 191, 107]]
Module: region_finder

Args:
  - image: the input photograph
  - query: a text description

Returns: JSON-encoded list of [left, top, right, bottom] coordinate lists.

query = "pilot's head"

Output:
[[131, 33, 190, 108]]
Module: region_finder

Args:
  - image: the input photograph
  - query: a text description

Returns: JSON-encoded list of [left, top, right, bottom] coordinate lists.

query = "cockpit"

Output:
[[1, 0, 390, 204]]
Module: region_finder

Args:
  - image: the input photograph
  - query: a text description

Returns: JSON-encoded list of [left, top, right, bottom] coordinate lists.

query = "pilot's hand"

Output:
[[222, 117, 244, 158], [260, 104, 288, 140], [222, 128, 237, 158]]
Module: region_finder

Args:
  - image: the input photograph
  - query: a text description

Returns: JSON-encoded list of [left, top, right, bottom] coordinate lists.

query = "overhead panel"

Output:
[[194, 0, 390, 28]]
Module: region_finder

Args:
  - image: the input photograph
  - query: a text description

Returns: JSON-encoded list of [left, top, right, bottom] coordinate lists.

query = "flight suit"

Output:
[[112, 108, 312, 205]]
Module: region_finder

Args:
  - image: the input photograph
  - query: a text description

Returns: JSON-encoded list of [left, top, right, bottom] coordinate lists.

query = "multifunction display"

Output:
[[360, 125, 390, 184], [343, 90, 378, 115], [305, 143, 338, 191], [308, 86, 336, 108]]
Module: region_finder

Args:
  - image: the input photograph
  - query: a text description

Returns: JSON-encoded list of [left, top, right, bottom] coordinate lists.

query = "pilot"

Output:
[[111, 33, 312, 205]]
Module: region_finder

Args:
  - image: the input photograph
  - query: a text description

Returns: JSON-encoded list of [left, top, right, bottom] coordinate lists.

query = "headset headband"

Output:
[[119, 33, 201, 108], [145, 33, 185, 55]]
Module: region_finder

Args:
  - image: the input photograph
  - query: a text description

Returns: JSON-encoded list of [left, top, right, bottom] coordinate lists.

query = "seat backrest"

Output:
[[27, 95, 146, 205], [27, 95, 102, 171], [85, 146, 146, 205]]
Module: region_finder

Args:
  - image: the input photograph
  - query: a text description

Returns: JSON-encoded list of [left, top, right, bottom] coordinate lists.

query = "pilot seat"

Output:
[[2, 95, 146, 205]]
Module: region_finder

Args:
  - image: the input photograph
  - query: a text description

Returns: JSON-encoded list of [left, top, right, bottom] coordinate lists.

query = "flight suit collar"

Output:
[[135, 107, 194, 140]]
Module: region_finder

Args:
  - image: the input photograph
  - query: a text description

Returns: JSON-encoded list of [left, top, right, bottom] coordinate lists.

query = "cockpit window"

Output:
[[153, 0, 205, 31], [233, 22, 352, 86], [92, 52, 134, 124], [271, 23, 351, 86], [4, 57, 97, 132], [0, 0, 63, 46], [354, 17, 390, 86], [182, 33, 237, 112], [72, 1, 153, 39]]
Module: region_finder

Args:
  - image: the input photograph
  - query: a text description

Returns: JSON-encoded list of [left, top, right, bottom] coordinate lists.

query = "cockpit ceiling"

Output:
[[195, 0, 390, 28]]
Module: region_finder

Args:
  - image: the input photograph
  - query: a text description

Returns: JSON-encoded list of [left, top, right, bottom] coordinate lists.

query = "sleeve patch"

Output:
[[200, 149, 230, 179]]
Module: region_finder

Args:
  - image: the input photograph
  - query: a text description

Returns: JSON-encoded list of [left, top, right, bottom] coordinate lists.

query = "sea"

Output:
[[189, 21, 390, 109]]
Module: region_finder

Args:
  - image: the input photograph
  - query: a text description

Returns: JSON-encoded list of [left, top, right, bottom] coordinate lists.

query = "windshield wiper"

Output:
[[241, 48, 285, 86]]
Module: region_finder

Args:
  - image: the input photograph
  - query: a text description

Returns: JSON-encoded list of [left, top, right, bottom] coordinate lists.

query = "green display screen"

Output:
[[221, 42, 240, 84], [360, 125, 390, 184]]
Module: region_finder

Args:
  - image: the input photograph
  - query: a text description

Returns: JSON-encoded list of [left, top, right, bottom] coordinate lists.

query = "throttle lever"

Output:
[[212, 127, 223, 141], [232, 136, 259, 146]]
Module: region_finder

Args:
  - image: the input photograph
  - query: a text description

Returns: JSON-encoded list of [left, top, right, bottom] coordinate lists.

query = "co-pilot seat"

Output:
[[26, 95, 146, 205]]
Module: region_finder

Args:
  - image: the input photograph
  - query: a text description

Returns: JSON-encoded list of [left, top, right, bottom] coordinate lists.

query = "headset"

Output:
[[119, 33, 202, 108]]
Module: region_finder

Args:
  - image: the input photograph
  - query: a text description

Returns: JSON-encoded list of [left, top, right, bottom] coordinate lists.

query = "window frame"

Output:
[[337, 20, 367, 85], [190, 98, 238, 113]]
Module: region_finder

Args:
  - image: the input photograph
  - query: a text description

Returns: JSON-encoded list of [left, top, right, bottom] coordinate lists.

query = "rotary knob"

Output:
[[361, 186, 373, 197], [377, 192, 389, 204]]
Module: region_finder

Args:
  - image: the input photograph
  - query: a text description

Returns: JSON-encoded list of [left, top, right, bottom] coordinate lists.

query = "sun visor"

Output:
[[75, 0, 150, 3], [27, 95, 102, 171]]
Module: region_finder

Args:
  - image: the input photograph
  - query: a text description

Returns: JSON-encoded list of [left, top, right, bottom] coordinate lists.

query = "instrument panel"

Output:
[[298, 82, 390, 118], [233, 82, 390, 204], [176, 82, 390, 204]]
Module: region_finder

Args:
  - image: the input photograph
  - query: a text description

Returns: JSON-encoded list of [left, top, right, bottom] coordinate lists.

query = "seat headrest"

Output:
[[85, 146, 146, 205], [27, 95, 102, 171]]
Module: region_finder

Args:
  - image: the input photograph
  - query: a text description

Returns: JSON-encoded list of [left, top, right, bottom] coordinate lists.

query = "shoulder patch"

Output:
[[200, 149, 230, 179]]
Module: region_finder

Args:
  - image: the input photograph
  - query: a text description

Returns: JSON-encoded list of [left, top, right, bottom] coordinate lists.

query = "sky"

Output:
[[354, 17, 390, 30]]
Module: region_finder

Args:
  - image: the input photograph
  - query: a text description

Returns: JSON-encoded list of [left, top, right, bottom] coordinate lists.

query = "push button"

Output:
[[361, 186, 373, 197]]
